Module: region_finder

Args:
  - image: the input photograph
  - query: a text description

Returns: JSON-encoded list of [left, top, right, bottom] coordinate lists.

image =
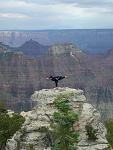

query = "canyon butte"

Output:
[[0, 40, 113, 121]]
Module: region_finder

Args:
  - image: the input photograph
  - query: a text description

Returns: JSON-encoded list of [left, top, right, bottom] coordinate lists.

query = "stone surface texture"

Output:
[[6, 87, 110, 150]]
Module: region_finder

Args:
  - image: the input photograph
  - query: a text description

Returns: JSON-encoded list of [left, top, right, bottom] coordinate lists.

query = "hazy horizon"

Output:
[[0, 28, 113, 31]]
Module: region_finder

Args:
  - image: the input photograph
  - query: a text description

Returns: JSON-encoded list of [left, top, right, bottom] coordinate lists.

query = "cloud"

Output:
[[0, 13, 30, 18], [0, 0, 35, 9], [0, 0, 113, 29], [18, 0, 113, 8]]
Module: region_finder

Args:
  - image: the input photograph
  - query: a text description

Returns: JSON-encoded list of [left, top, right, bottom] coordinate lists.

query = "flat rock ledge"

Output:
[[6, 87, 110, 150]]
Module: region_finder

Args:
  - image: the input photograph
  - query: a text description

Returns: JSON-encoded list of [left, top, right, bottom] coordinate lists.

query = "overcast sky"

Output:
[[0, 0, 113, 30]]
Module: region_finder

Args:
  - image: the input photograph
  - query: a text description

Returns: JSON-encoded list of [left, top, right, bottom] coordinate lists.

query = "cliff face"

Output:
[[0, 48, 38, 111], [48, 43, 81, 55], [6, 87, 109, 150], [1, 42, 113, 120]]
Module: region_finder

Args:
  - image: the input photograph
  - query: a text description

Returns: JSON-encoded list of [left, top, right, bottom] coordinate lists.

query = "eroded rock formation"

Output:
[[6, 87, 110, 150], [1, 41, 113, 121]]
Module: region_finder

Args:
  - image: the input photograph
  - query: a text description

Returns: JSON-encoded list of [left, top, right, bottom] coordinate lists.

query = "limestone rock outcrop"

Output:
[[6, 87, 110, 150], [48, 43, 81, 55]]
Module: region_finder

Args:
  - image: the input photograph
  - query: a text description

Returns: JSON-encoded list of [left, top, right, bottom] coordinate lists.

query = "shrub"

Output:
[[0, 101, 7, 113], [51, 93, 79, 150], [105, 118, 113, 148], [0, 109, 25, 149], [85, 123, 98, 141], [29, 144, 35, 150]]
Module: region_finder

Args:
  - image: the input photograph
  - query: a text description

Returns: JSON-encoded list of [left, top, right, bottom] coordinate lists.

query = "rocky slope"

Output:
[[6, 87, 110, 150]]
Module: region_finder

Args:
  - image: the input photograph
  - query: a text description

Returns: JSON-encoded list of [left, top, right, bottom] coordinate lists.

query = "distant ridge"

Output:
[[0, 29, 113, 54], [16, 39, 49, 57]]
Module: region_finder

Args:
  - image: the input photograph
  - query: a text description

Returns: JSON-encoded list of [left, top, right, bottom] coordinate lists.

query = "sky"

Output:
[[0, 0, 113, 30]]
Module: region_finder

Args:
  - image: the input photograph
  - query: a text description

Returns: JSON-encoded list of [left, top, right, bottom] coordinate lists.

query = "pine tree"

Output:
[[51, 93, 79, 150]]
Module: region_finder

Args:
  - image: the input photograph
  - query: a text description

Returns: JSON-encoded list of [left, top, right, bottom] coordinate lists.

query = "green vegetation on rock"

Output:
[[29, 144, 35, 150], [51, 93, 79, 150], [105, 118, 113, 148], [85, 123, 98, 141], [0, 103, 25, 149], [0, 101, 7, 113]]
